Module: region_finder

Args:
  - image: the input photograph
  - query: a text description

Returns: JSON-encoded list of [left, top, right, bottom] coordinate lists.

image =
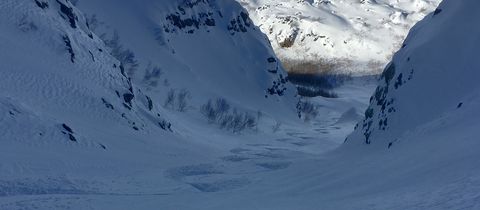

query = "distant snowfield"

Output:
[[2, 0, 480, 209], [238, 0, 441, 74]]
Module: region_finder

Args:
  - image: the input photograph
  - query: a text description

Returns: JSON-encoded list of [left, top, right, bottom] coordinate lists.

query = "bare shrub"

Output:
[[177, 89, 190, 112], [281, 57, 354, 75], [200, 98, 257, 133], [85, 16, 139, 77], [215, 98, 231, 114], [242, 112, 257, 131], [288, 73, 347, 98], [102, 31, 139, 77], [143, 62, 163, 87], [201, 100, 217, 123], [163, 89, 190, 112], [219, 114, 233, 129], [288, 73, 349, 90], [164, 89, 175, 109], [201, 98, 231, 123], [225, 110, 256, 134], [296, 86, 338, 98], [297, 99, 319, 122], [86, 14, 103, 35]]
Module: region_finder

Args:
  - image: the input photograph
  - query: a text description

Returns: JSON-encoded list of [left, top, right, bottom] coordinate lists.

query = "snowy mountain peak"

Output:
[[238, 0, 441, 74]]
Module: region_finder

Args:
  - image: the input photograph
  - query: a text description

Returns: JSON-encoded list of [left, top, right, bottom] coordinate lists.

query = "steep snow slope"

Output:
[[0, 0, 301, 201], [0, 0, 207, 193], [238, 0, 440, 74], [76, 0, 298, 124], [333, 0, 480, 207], [345, 0, 480, 150]]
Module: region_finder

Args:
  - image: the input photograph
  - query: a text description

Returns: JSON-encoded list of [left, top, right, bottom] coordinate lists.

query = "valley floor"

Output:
[[4, 76, 479, 210], [0, 75, 480, 210], [0, 77, 379, 209]]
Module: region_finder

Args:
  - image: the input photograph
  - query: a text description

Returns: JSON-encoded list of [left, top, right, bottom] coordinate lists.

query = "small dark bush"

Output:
[[86, 14, 101, 31], [103, 31, 139, 77], [288, 73, 349, 98], [164, 89, 176, 109], [200, 98, 257, 133], [297, 99, 319, 122], [201, 98, 230, 123], [297, 86, 338, 98], [177, 89, 190, 112], [143, 63, 163, 87], [288, 73, 349, 90], [163, 89, 190, 112]]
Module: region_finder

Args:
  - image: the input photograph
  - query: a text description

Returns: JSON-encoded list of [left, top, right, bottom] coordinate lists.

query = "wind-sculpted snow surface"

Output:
[[238, 0, 441, 74]]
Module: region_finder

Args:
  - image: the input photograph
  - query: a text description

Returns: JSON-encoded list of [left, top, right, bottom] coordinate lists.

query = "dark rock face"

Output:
[[163, 0, 253, 35], [35, 0, 49, 9], [101, 98, 114, 110], [123, 93, 134, 107], [227, 12, 253, 34], [62, 124, 74, 133], [68, 133, 77, 142], [61, 123, 77, 142], [63, 35, 75, 63], [56, 0, 78, 29], [266, 74, 288, 97], [146, 96, 153, 111], [165, 13, 216, 31], [164, 0, 217, 34], [353, 56, 415, 145]]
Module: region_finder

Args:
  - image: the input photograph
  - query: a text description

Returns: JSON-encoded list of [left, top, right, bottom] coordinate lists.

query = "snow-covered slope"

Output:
[[330, 0, 480, 207], [238, 0, 440, 74], [0, 0, 202, 191], [152, 1, 480, 208], [2, 0, 480, 209], [76, 0, 297, 120], [0, 0, 300, 201], [345, 0, 480, 150]]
